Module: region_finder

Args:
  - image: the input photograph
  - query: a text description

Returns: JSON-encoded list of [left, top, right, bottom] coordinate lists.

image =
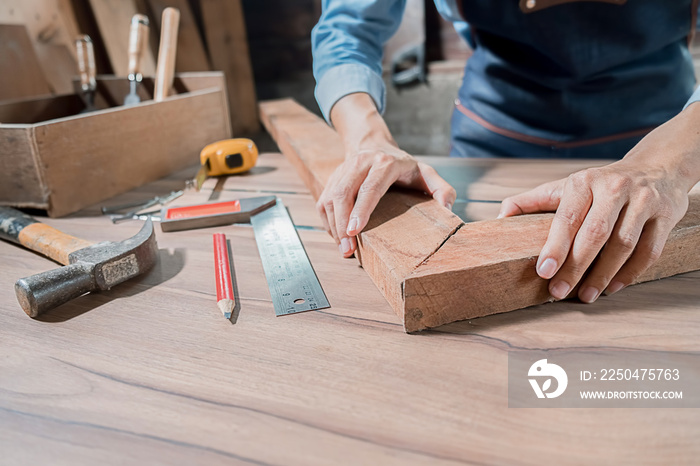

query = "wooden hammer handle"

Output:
[[154, 7, 180, 101], [0, 207, 92, 266], [127, 14, 150, 78]]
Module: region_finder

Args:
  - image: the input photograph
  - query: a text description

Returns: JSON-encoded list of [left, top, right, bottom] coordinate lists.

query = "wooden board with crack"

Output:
[[259, 98, 700, 332]]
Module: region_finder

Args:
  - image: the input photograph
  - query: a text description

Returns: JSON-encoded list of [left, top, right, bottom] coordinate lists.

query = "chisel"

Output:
[[124, 14, 150, 106], [75, 35, 96, 113], [154, 7, 180, 102]]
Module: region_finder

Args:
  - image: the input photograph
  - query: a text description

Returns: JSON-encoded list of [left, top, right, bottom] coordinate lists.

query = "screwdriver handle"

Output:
[[127, 14, 150, 80], [154, 7, 180, 102], [75, 35, 96, 93]]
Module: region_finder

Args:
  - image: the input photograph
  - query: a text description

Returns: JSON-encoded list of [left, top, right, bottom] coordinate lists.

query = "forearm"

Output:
[[312, 0, 407, 123], [675, 103, 700, 189], [330, 93, 398, 155], [319, 91, 455, 256], [624, 102, 700, 192]]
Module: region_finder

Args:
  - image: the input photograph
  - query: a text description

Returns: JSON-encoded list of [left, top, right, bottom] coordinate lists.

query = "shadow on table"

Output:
[[35, 247, 186, 323], [207, 166, 278, 202], [226, 238, 242, 325], [243, 165, 277, 177]]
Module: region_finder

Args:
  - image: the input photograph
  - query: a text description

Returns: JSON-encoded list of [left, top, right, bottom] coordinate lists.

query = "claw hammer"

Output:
[[0, 207, 158, 317]]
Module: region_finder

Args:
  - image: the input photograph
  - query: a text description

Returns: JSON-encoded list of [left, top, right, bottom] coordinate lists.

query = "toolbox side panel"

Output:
[[34, 87, 230, 217], [0, 126, 49, 210]]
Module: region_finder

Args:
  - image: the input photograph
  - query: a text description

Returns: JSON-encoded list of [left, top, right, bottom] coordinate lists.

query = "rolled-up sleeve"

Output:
[[311, 0, 406, 123], [685, 5, 700, 109], [684, 86, 700, 110]]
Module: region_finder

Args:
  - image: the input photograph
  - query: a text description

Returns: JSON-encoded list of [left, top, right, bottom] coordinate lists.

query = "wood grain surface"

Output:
[[0, 0, 81, 94], [0, 125, 48, 208], [0, 25, 52, 101], [1, 153, 699, 464]]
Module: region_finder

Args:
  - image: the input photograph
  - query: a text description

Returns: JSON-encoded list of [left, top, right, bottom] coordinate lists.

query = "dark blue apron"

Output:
[[450, 0, 698, 158]]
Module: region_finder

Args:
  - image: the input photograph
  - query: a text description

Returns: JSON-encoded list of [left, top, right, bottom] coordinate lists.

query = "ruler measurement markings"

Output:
[[252, 200, 330, 316]]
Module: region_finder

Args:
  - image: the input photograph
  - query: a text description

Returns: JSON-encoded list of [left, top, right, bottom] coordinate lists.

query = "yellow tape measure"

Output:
[[193, 138, 258, 190]]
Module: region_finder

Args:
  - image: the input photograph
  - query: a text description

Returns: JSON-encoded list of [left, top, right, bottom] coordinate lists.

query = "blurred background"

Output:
[[2, 0, 700, 155]]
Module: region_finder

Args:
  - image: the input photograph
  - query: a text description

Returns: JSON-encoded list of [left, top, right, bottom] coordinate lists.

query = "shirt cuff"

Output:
[[315, 63, 386, 124], [683, 85, 700, 110]]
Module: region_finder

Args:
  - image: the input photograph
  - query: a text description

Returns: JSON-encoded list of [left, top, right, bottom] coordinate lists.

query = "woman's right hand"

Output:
[[319, 94, 455, 258]]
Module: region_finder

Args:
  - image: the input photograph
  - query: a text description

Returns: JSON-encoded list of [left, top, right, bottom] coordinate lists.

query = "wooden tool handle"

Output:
[[154, 7, 180, 101], [127, 14, 150, 78], [0, 207, 92, 266], [75, 35, 96, 92]]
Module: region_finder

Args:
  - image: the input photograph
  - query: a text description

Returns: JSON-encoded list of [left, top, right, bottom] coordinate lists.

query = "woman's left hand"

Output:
[[498, 105, 700, 303]]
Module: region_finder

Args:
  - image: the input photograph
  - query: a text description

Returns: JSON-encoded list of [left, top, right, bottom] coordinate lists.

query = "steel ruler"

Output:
[[251, 200, 330, 316]]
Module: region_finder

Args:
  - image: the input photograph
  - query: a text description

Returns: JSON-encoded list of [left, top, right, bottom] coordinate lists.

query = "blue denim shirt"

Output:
[[312, 0, 700, 158], [312, 0, 466, 120]]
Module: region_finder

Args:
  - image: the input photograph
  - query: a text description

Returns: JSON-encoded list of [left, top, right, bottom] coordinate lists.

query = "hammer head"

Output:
[[70, 218, 158, 289], [15, 220, 158, 318]]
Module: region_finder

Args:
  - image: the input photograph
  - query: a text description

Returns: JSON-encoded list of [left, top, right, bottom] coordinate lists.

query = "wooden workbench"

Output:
[[1, 153, 698, 464]]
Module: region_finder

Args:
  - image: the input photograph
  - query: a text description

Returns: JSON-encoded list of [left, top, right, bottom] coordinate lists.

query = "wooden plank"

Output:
[[145, 0, 210, 71], [200, 0, 258, 134], [0, 0, 82, 94], [87, 0, 157, 77], [260, 98, 700, 332], [404, 194, 700, 331], [0, 25, 52, 101], [0, 126, 49, 209], [259, 98, 462, 314]]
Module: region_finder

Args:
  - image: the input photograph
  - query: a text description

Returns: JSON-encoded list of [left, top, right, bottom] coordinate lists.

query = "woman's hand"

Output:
[[499, 105, 700, 303], [319, 93, 455, 258], [317, 145, 455, 257]]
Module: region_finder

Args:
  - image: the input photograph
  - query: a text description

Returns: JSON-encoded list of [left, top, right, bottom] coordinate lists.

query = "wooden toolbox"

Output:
[[0, 71, 231, 217]]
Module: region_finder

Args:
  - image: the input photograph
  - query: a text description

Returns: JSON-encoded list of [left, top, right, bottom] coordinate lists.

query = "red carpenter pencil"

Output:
[[213, 233, 234, 319]]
